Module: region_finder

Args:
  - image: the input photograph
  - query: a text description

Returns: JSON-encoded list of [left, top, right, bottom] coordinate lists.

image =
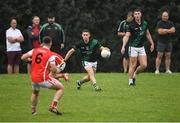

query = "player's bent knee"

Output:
[[32, 90, 39, 96], [141, 64, 147, 69]]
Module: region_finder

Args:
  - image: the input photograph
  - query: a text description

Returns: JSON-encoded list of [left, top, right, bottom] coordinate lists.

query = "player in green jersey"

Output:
[[121, 8, 154, 86], [64, 29, 109, 91]]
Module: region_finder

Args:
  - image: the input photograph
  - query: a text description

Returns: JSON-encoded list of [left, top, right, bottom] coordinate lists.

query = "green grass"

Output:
[[0, 73, 180, 122]]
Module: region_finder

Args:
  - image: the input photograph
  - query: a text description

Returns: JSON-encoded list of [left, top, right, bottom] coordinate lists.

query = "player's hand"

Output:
[[150, 44, 154, 52], [121, 47, 125, 54]]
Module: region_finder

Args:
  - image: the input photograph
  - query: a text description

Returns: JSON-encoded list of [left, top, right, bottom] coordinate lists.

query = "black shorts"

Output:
[[122, 45, 129, 59], [7, 51, 22, 65], [157, 42, 172, 52]]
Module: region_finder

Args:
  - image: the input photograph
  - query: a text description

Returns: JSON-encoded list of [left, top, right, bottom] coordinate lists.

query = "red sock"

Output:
[[52, 101, 58, 108]]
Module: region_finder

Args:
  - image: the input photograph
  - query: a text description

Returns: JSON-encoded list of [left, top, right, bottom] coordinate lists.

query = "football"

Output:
[[101, 48, 111, 58]]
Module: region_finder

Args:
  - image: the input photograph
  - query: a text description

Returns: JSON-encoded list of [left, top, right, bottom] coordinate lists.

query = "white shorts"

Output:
[[129, 46, 146, 57], [82, 61, 97, 70], [32, 77, 60, 91]]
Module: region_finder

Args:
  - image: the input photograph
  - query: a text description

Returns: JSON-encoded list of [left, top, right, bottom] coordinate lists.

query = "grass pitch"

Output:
[[0, 73, 180, 122]]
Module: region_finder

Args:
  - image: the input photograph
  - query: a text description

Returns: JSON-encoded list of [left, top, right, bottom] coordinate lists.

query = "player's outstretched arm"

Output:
[[146, 29, 154, 52], [64, 48, 75, 62]]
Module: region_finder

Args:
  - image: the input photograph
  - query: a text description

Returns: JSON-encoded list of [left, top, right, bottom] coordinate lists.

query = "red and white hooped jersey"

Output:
[[28, 47, 55, 83], [51, 52, 64, 67]]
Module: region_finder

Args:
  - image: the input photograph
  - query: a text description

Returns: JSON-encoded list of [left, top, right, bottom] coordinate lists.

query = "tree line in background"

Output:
[[0, 0, 179, 73]]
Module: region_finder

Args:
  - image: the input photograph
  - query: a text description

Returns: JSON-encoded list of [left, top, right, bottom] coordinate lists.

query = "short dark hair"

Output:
[[127, 11, 133, 16], [134, 8, 142, 13], [43, 36, 52, 44], [82, 29, 90, 34], [48, 13, 55, 18]]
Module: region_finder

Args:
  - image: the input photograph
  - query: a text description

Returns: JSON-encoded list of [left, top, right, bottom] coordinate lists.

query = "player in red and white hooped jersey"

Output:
[[21, 36, 64, 115], [50, 52, 69, 81]]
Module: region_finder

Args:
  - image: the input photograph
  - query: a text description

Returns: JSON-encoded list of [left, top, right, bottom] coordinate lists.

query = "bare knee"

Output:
[[32, 90, 39, 97], [165, 53, 171, 60], [141, 63, 147, 69], [157, 53, 163, 60]]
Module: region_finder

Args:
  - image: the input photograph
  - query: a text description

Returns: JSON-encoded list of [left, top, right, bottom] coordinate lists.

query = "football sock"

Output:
[[31, 105, 36, 112], [129, 79, 133, 84], [79, 80, 84, 85], [92, 83, 97, 87], [52, 100, 58, 108]]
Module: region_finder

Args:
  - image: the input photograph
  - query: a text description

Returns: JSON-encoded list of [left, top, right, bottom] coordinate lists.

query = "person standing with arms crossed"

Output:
[[121, 9, 154, 86], [155, 11, 175, 74], [6, 18, 24, 74]]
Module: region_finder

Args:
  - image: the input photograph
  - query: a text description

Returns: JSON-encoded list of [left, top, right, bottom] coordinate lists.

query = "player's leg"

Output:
[[85, 64, 101, 91], [134, 47, 147, 77], [31, 90, 39, 115], [129, 57, 137, 85], [128, 47, 138, 85], [123, 58, 129, 73], [123, 46, 129, 73], [41, 78, 64, 115], [165, 52, 172, 73], [31, 83, 40, 115], [134, 55, 147, 76], [76, 75, 90, 90]]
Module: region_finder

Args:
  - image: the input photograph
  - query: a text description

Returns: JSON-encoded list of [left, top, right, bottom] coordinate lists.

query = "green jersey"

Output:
[[74, 39, 101, 62], [127, 20, 148, 47]]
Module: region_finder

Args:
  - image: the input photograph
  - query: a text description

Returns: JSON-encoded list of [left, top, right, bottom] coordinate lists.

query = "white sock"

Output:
[[129, 79, 133, 84]]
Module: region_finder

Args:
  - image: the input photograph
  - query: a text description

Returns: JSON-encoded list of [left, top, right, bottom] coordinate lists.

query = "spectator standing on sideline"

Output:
[[6, 18, 24, 74], [27, 16, 41, 74], [155, 11, 175, 74], [118, 12, 133, 73], [39, 14, 69, 81], [39, 14, 65, 55]]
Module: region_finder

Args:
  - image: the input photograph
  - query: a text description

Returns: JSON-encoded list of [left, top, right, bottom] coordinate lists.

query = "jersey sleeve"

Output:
[[48, 56, 56, 65], [117, 21, 125, 32], [126, 24, 132, 32], [156, 21, 163, 29], [96, 40, 102, 49]]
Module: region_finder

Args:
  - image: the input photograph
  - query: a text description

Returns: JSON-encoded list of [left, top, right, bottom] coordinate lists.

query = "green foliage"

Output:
[[0, 0, 179, 73], [0, 73, 180, 121]]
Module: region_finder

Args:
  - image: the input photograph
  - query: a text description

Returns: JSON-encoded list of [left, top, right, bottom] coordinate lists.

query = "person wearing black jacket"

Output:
[[27, 16, 41, 73], [39, 14, 65, 55]]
